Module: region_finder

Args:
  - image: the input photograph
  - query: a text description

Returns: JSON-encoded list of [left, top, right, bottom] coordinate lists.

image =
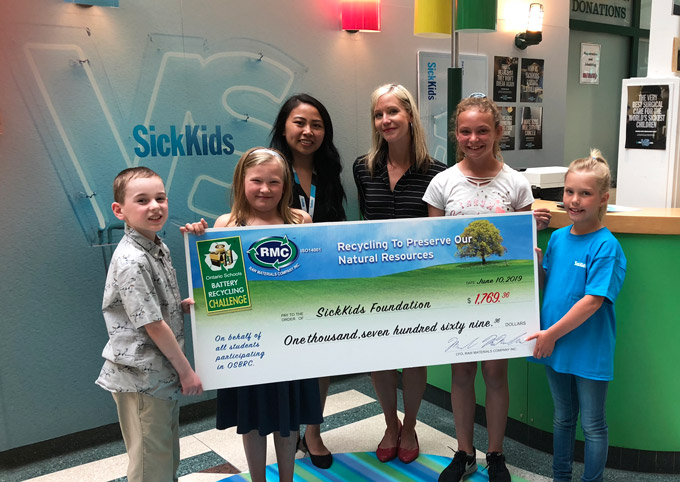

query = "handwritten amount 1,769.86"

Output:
[[467, 292, 510, 304]]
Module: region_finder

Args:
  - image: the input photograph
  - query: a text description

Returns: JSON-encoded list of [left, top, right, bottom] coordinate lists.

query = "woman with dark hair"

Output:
[[270, 93, 346, 223], [269, 94, 346, 469]]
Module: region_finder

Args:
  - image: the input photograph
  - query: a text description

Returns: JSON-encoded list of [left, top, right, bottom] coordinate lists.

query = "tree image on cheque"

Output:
[[457, 220, 507, 264]]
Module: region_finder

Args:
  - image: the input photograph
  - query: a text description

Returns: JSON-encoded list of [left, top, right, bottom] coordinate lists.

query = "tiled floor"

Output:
[[2, 374, 677, 482]]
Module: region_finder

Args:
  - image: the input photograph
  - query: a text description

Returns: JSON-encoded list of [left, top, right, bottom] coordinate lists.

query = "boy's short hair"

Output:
[[113, 167, 161, 203]]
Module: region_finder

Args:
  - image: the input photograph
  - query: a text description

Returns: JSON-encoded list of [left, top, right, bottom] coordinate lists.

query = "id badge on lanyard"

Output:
[[292, 168, 316, 219]]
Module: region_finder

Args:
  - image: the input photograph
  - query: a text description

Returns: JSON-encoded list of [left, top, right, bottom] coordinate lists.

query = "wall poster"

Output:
[[493, 56, 518, 102], [520, 58, 544, 102], [418, 51, 449, 163], [624, 84, 669, 150], [519, 106, 543, 150], [580, 43, 601, 84], [499, 107, 516, 151]]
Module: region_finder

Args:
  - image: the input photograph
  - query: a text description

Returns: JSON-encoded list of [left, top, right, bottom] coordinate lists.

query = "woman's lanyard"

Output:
[[292, 167, 316, 219]]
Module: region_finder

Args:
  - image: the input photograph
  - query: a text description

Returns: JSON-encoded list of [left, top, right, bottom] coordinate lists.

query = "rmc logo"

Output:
[[247, 236, 298, 271]]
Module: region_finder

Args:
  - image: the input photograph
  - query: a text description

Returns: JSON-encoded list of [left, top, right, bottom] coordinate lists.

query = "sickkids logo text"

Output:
[[247, 236, 299, 272], [132, 124, 236, 157]]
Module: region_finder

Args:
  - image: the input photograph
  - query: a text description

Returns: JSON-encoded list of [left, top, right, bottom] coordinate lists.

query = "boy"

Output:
[[96, 166, 202, 482]]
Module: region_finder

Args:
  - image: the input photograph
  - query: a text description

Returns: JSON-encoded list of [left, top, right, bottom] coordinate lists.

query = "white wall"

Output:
[[0, 0, 570, 450], [616, 0, 680, 207]]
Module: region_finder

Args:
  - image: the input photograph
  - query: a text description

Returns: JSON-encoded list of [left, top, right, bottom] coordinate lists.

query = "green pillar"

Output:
[[447, 67, 463, 167]]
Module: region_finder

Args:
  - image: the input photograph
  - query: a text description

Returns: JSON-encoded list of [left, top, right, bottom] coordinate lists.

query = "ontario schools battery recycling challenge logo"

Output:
[[247, 236, 300, 276]]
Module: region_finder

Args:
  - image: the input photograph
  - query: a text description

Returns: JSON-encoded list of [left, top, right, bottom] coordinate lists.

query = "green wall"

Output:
[[427, 229, 680, 452]]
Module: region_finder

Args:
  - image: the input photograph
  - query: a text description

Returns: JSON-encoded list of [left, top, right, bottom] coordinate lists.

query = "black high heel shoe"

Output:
[[301, 434, 333, 469]]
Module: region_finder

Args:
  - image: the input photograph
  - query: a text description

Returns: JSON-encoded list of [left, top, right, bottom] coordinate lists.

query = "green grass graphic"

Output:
[[193, 260, 534, 323]]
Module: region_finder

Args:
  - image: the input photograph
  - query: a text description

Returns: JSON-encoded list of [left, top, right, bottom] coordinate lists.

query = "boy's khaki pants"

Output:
[[112, 392, 180, 482]]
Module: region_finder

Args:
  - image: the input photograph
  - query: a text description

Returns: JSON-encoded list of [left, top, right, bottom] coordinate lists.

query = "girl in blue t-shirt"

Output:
[[527, 149, 626, 482]]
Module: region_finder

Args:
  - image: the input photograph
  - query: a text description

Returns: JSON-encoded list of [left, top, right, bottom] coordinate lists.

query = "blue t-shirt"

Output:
[[532, 226, 626, 380]]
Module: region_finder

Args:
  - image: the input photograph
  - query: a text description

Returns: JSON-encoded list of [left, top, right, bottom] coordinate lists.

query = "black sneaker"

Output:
[[438, 448, 478, 482], [486, 452, 511, 482]]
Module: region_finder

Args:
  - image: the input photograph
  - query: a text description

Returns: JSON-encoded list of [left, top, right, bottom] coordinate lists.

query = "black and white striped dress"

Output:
[[353, 155, 446, 220]]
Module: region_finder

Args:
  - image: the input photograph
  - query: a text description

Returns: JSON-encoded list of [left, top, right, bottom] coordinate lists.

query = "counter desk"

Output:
[[426, 201, 680, 473]]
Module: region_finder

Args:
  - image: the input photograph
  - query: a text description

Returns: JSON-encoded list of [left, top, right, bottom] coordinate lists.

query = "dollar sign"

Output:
[[467, 297, 471, 304]]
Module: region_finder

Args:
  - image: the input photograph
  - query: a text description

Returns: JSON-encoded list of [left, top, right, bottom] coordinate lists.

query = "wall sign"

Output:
[[580, 43, 601, 84], [624, 84, 669, 150], [493, 56, 518, 102], [570, 0, 632, 27], [519, 106, 543, 150], [418, 51, 449, 163], [520, 58, 544, 103], [499, 107, 516, 151]]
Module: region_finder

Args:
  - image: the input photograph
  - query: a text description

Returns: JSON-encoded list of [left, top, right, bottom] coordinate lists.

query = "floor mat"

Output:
[[220, 452, 530, 481]]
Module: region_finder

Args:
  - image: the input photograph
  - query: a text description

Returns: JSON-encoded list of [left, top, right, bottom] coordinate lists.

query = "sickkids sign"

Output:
[[14, 37, 306, 245]]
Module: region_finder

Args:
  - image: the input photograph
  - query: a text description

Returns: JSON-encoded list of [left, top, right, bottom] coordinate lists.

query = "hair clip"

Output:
[[468, 92, 487, 98]]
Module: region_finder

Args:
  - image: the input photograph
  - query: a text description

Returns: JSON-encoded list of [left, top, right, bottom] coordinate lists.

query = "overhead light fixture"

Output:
[[341, 0, 381, 33], [515, 3, 543, 49], [414, 0, 451, 38], [456, 0, 497, 32], [414, 0, 496, 37]]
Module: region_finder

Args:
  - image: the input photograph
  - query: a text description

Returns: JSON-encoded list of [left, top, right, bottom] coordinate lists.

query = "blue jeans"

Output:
[[545, 366, 609, 482]]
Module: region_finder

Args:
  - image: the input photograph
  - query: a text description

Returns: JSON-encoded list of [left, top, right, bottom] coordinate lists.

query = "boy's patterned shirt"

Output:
[[95, 226, 185, 400]]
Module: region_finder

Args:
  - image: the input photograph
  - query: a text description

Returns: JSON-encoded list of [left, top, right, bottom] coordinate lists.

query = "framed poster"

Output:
[[493, 56, 518, 102], [499, 107, 516, 151], [624, 84, 669, 149], [580, 43, 601, 84], [520, 58, 544, 102], [519, 106, 543, 150]]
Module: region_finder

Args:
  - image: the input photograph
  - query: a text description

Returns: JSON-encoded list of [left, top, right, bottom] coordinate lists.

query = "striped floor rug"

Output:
[[219, 452, 530, 481]]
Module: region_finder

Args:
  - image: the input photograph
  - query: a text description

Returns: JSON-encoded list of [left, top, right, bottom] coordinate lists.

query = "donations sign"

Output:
[[185, 213, 540, 389], [570, 0, 632, 27]]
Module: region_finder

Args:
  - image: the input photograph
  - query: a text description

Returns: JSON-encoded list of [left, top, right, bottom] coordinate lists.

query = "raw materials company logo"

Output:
[[247, 236, 299, 271]]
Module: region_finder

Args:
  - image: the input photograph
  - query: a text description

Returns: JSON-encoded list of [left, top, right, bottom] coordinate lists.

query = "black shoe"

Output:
[[301, 434, 333, 469], [439, 447, 477, 482], [486, 452, 511, 482]]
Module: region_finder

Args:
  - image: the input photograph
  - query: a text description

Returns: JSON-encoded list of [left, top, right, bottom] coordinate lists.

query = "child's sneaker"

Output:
[[485, 452, 511, 482], [438, 448, 477, 482]]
